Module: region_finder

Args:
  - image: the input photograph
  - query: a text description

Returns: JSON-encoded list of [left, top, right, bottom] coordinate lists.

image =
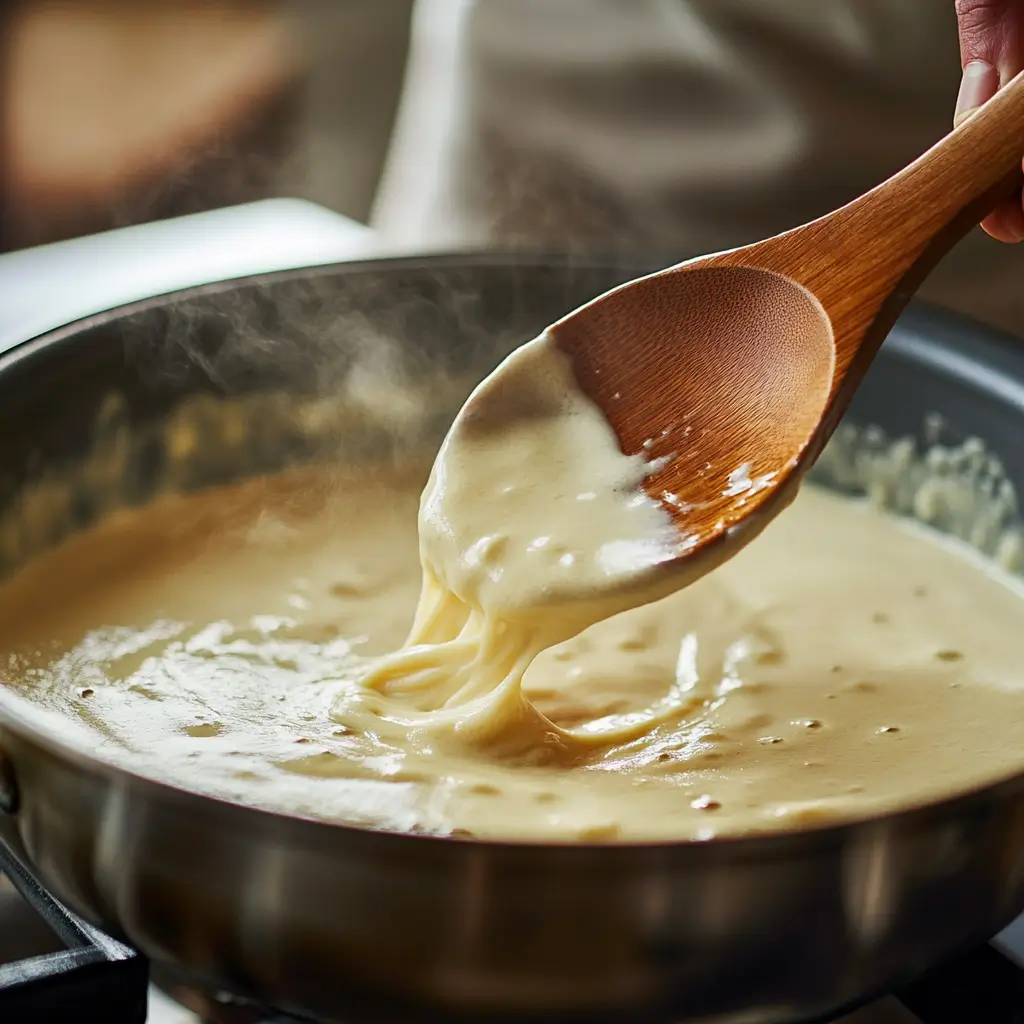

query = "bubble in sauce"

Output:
[[691, 795, 721, 811]]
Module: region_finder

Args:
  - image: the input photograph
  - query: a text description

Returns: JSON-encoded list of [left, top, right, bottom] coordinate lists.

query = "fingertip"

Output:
[[954, 60, 999, 126], [981, 195, 1024, 243]]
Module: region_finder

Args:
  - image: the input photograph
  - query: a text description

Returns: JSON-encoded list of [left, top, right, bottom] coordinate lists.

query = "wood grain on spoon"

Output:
[[548, 69, 1024, 568]]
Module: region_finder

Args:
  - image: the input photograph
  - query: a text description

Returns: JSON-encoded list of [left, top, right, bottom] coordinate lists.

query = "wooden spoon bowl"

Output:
[[552, 266, 833, 551], [548, 69, 1024, 570]]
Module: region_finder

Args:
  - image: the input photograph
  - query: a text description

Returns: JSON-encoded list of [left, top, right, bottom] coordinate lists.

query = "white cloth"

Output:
[[374, 0, 1024, 335]]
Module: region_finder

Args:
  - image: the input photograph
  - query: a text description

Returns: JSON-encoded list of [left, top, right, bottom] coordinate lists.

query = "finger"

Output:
[[981, 194, 1024, 241], [955, 0, 1024, 82], [954, 1, 1024, 241], [954, 58, 1000, 126]]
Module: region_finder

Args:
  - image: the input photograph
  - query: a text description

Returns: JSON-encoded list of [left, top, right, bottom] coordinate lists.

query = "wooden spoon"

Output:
[[544, 69, 1024, 573]]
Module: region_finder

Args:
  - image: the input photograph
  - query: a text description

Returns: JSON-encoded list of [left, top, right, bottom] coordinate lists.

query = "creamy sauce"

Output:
[[3, 458, 1024, 841], [340, 335, 683, 757]]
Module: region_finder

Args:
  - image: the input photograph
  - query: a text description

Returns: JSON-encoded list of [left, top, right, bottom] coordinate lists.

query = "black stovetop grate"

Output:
[[896, 942, 1024, 1024], [0, 834, 148, 1023], [3, 833, 1024, 1024]]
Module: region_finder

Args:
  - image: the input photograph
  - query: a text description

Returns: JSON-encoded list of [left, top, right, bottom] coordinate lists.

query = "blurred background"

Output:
[[2, 0, 413, 250], [4, 0, 1024, 336]]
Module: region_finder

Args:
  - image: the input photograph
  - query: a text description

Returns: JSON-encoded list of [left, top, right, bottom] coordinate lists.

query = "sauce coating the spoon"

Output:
[[341, 333, 687, 756]]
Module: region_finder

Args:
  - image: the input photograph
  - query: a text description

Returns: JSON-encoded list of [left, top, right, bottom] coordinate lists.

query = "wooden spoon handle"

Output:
[[734, 69, 1024, 380], [859, 67, 1024, 257]]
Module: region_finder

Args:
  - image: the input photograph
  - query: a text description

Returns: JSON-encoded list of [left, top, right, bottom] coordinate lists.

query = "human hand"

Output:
[[955, 0, 1024, 241]]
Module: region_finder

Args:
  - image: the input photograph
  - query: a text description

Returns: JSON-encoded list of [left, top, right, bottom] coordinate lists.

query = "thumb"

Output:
[[954, 0, 1024, 241], [955, 0, 1024, 122], [955, 0, 1024, 77]]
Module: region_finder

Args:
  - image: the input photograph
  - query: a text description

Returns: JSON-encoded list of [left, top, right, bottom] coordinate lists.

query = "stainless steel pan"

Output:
[[2, 254, 1024, 1023]]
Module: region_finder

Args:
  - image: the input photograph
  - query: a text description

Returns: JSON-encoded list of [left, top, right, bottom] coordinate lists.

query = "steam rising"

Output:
[[0, 259, 635, 576], [8, 256, 1019, 600]]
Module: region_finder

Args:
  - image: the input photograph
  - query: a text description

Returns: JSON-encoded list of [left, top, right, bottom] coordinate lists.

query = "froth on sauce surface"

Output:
[[3, 456, 1024, 840]]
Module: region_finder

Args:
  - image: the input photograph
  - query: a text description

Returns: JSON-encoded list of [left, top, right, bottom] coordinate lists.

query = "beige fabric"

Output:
[[374, 0, 1024, 336]]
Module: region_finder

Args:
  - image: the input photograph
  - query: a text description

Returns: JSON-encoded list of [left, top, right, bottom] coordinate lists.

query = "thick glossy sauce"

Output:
[[341, 335, 684, 758], [3, 459, 1024, 841]]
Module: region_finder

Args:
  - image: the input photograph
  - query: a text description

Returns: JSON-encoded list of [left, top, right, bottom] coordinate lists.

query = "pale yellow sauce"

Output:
[[3, 456, 1024, 841], [338, 335, 685, 758]]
